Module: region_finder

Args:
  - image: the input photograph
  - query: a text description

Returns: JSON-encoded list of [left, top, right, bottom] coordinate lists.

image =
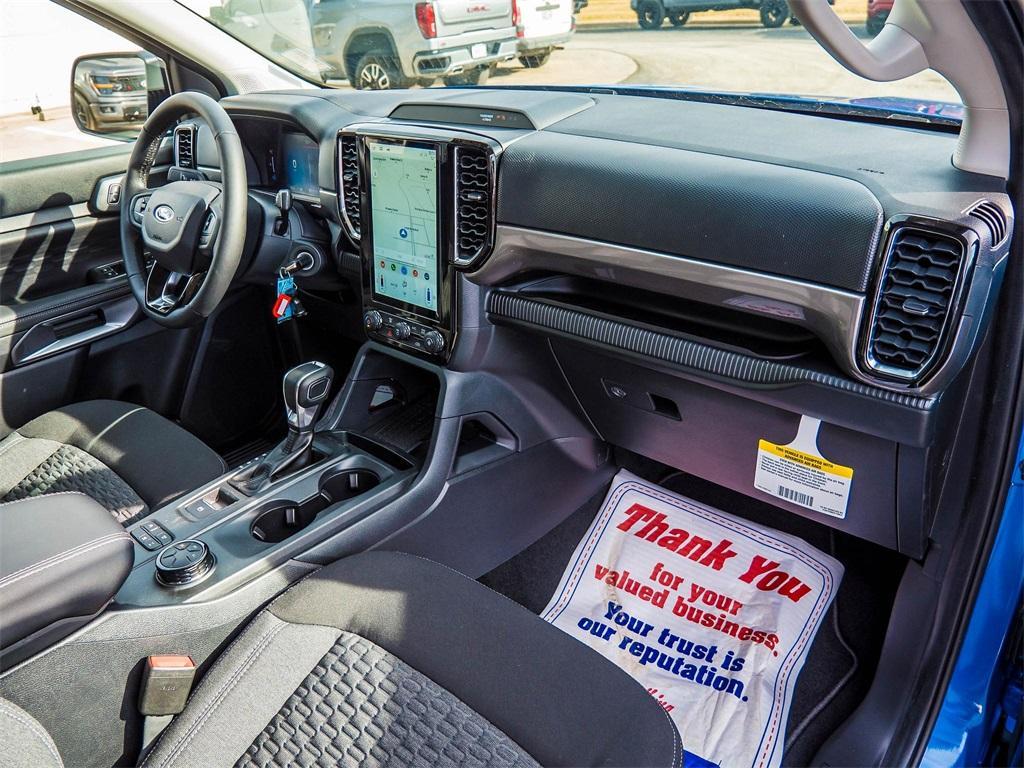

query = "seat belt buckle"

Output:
[[138, 655, 197, 716]]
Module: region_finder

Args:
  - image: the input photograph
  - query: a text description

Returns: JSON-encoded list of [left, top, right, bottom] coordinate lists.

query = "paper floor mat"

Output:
[[541, 470, 843, 768]]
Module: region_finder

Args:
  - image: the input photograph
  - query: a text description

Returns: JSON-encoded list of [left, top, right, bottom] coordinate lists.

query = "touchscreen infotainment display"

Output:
[[282, 132, 319, 199], [368, 139, 439, 315]]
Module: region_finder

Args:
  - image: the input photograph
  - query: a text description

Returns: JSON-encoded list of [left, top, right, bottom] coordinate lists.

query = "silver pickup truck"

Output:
[[311, 0, 518, 88]]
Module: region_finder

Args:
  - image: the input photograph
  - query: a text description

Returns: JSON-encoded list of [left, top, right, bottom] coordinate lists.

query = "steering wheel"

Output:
[[120, 92, 247, 328]]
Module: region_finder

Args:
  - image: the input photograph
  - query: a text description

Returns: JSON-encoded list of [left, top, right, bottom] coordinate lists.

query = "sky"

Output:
[[1, 0, 137, 116]]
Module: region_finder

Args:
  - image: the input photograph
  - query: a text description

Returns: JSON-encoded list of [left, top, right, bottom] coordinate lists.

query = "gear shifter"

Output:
[[231, 361, 334, 494]]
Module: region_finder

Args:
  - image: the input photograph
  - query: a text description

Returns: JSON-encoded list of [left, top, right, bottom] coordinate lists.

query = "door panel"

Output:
[[0, 143, 175, 432], [0, 216, 123, 304], [0, 145, 131, 219]]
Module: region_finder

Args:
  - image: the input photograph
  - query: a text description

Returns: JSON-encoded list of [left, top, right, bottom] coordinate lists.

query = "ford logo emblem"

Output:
[[153, 205, 175, 223]]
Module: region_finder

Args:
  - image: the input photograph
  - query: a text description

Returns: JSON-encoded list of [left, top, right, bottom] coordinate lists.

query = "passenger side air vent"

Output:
[[863, 225, 967, 383], [174, 125, 196, 170], [453, 145, 495, 267], [966, 200, 1008, 246], [339, 134, 361, 241]]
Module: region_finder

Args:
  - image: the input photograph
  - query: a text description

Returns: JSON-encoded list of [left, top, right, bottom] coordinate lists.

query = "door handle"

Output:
[[11, 295, 138, 366]]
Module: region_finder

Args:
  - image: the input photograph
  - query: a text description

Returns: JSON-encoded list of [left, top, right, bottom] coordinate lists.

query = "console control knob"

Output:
[[424, 330, 445, 354], [155, 539, 214, 587], [393, 321, 412, 340], [364, 310, 383, 332]]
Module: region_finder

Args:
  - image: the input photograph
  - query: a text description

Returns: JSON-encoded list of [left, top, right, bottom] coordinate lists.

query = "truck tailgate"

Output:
[[519, 0, 573, 37], [435, 0, 513, 34]]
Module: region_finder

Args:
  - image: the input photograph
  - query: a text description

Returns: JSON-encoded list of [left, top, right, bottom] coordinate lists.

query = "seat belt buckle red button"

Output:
[[138, 655, 197, 716]]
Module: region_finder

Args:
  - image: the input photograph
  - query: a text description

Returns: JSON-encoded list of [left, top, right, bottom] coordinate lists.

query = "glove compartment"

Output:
[[550, 340, 902, 552]]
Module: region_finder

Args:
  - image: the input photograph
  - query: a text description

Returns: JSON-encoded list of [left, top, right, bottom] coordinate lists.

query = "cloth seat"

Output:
[[2, 553, 682, 767], [0, 400, 226, 525], [146, 551, 682, 767]]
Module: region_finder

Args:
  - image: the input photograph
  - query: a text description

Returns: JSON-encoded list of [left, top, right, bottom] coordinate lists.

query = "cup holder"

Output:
[[320, 468, 380, 504], [251, 469, 381, 543]]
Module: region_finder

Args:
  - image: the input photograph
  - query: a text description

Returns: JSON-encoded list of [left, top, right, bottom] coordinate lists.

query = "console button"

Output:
[[132, 530, 161, 551], [393, 321, 412, 340], [139, 520, 175, 548], [182, 499, 215, 518], [364, 310, 384, 332]]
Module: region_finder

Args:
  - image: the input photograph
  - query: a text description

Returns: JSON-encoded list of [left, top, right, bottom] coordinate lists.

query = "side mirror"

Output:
[[71, 52, 168, 138]]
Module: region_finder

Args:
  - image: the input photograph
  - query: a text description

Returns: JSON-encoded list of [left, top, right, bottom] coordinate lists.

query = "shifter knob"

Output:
[[283, 361, 334, 433]]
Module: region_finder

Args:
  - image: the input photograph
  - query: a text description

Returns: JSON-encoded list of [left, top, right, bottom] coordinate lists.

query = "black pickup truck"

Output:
[[630, 0, 830, 29]]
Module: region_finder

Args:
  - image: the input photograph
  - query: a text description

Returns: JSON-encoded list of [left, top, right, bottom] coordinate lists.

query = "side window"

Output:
[[0, 0, 167, 164]]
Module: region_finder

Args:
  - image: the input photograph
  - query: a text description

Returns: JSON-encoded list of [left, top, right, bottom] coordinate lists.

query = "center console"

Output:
[[337, 124, 499, 362]]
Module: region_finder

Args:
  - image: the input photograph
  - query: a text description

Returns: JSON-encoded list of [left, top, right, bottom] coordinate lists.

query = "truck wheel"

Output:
[[353, 53, 408, 90], [73, 95, 97, 132], [519, 50, 552, 68], [759, 0, 789, 27], [637, 1, 665, 29], [668, 10, 690, 26], [444, 66, 490, 86]]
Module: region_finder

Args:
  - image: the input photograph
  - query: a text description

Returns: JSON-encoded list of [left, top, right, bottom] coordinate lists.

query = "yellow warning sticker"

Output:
[[757, 441, 854, 479], [754, 425, 854, 519]]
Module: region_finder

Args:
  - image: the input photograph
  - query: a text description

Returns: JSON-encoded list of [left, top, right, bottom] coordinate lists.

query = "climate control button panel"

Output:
[[364, 310, 448, 359]]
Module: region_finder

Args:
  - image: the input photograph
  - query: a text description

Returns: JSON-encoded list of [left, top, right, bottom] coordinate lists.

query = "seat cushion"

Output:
[[0, 697, 63, 768], [1, 400, 226, 524], [143, 552, 682, 768]]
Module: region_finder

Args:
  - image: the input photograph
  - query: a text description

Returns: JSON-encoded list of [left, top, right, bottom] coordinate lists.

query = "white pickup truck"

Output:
[[312, 0, 519, 88], [513, 0, 574, 69]]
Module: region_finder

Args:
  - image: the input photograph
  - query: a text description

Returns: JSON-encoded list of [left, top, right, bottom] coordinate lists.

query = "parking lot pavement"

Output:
[[491, 47, 637, 86], [1, 107, 120, 163], [560, 26, 959, 102]]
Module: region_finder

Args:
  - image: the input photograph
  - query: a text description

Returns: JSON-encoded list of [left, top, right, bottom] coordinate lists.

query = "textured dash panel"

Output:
[[496, 131, 883, 292], [487, 291, 934, 411]]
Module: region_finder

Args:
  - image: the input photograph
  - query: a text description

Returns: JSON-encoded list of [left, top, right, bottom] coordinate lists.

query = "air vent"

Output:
[[453, 145, 495, 267], [966, 200, 1008, 246], [339, 134, 360, 240], [174, 125, 196, 170], [864, 226, 966, 382]]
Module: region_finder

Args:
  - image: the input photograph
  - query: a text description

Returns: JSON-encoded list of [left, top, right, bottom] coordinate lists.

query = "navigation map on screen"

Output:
[[368, 140, 438, 314]]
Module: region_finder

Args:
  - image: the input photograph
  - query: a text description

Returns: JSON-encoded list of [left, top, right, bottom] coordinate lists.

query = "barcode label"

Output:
[[777, 485, 814, 507], [755, 428, 853, 519]]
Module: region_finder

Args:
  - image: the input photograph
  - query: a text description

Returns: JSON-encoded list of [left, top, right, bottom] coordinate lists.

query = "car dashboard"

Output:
[[172, 86, 1012, 561]]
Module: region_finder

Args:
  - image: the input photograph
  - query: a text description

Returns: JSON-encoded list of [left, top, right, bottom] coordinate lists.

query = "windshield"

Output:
[[174, 0, 961, 121]]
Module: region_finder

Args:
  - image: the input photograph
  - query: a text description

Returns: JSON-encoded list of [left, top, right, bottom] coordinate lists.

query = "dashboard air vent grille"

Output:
[[339, 135, 361, 240], [454, 145, 494, 266], [866, 226, 965, 381], [174, 125, 196, 169], [967, 200, 1007, 246]]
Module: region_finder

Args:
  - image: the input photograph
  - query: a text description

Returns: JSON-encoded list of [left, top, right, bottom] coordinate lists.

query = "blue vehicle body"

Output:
[[923, 432, 1024, 767]]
